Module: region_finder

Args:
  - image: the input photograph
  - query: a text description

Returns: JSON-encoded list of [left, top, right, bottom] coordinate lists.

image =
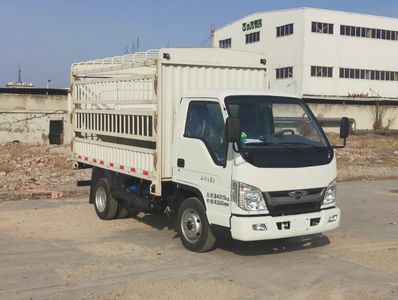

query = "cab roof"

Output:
[[182, 88, 301, 101]]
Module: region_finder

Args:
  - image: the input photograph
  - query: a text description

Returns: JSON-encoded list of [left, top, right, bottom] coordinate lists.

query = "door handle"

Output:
[[177, 158, 185, 168]]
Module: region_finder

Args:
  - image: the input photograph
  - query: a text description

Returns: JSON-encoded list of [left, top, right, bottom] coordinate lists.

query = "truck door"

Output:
[[173, 98, 232, 227]]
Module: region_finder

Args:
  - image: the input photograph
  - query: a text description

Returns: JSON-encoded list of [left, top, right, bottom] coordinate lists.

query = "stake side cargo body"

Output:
[[72, 48, 267, 196], [72, 48, 340, 252]]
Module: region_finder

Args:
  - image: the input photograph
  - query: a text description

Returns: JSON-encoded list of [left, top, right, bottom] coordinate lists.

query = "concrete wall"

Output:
[[309, 103, 398, 130], [0, 93, 72, 144]]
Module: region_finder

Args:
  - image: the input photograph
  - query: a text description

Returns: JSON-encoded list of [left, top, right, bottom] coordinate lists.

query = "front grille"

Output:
[[269, 188, 324, 198], [267, 201, 321, 217], [264, 187, 324, 217]]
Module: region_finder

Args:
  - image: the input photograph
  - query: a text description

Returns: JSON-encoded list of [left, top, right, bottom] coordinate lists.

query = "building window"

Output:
[[340, 25, 398, 41], [219, 38, 231, 48], [276, 67, 293, 79], [339, 68, 398, 81], [276, 23, 294, 37], [245, 31, 260, 44], [311, 66, 333, 77], [312, 22, 334, 34]]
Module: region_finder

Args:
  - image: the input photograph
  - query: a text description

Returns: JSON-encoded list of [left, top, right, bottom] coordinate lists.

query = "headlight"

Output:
[[231, 181, 268, 212], [322, 179, 336, 207]]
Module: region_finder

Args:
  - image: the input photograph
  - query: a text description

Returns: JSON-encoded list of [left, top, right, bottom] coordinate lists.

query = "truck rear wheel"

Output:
[[177, 197, 216, 252], [94, 178, 118, 220]]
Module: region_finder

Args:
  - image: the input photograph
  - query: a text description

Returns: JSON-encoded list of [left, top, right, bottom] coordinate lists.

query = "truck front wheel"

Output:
[[177, 197, 216, 252], [94, 178, 118, 220]]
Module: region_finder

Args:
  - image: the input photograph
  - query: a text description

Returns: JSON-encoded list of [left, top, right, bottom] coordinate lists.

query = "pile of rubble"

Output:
[[0, 143, 90, 201], [329, 133, 398, 181], [0, 133, 397, 202]]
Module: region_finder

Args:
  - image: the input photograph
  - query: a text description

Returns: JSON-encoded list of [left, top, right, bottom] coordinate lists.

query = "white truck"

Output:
[[71, 48, 349, 252]]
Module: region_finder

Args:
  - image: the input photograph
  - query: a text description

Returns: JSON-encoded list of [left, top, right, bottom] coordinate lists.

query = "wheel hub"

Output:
[[95, 185, 107, 213], [181, 209, 202, 243]]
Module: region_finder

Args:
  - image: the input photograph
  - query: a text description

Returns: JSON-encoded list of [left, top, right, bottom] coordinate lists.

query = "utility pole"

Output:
[[136, 36, 140, 52], [131, 41, 135, 54], [17, 64, 22, 84]]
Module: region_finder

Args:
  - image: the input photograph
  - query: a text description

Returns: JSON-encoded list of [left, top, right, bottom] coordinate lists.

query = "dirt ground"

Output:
[[0, 180, 396, 299], [0, 138, 397, 299], [328, 133, 398, 181], [0, 133, 397, 202]]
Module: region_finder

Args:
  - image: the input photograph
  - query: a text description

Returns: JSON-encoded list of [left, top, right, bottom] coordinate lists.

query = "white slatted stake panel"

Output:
[[75, 138, 155, 179], [74, 110, 155, 141], [72, 51, 161, 193]]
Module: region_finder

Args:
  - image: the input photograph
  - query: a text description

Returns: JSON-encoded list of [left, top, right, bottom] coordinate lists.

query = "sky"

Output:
[[1, 0, 397, 88]]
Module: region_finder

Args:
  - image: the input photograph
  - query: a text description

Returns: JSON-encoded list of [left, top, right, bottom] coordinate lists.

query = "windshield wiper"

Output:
[[280, 142, 328, 152], [243, 141, 302, 153]]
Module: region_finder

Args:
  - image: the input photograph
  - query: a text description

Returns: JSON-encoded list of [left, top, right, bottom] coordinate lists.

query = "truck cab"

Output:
[[173, 89, 342, 250]]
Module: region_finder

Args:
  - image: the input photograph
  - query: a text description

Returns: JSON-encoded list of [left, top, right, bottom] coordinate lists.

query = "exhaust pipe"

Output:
[[73, 161, 79, 170]]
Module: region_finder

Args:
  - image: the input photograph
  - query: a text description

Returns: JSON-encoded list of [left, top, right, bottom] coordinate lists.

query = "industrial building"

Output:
[[0, 66, 72, 145], [213, 7, 398, 130], [0, 88, 71, 144]]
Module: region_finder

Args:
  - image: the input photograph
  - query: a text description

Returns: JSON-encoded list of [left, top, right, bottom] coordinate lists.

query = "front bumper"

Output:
[[230, 208, 340, 241]]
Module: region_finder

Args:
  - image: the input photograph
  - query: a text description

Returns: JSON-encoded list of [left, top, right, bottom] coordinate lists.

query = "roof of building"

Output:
[[216, 7, 398, 32], [0, 88, 68, 96]]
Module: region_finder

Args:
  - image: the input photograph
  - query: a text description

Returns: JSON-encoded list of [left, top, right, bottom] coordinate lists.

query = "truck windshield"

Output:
[[225, 95, 333, 168]]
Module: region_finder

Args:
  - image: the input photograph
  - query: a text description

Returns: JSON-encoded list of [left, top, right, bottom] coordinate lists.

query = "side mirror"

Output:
[[340, 117, 350, 139], [333, 117, 350, 148], [225, 117, 241, 143]]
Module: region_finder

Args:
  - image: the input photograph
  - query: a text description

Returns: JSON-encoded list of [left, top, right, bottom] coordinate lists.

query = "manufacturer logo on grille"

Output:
[[288, 190, 308, 199]]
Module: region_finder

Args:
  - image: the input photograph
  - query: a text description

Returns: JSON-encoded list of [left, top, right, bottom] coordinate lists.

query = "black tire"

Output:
[[177, 197, 216, 252], [116, 199, 141, 219], [129, 207, 141, 217], [116, 203, 129, 219], [93, 178, 118, 220]]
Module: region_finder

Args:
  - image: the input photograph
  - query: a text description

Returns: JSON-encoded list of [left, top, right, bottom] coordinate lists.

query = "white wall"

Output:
[[302, 9, 398, 98], [214, 9, 305, 96]]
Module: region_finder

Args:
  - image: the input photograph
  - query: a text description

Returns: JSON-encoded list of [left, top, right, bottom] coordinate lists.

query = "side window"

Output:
[[184, 101, 227, 166]]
